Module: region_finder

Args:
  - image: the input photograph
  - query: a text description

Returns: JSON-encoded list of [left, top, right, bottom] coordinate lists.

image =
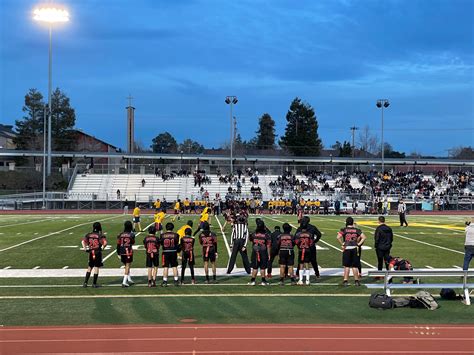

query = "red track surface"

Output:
[[1, 324, 473, 354]]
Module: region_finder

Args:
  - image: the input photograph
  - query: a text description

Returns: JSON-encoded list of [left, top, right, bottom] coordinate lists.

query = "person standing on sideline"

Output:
[[143, 225, 160, 287], [248, 219, 271, 286], [398, 199, 408, 227], [117, 221, 135, 287], [296, 216, 322, 280], [227, 215, 251, 274], [160, 222, 180, 287], [337, 217, 366, 286], [374, 216, 393, 271], [82, 222, 107, 288], [199, 221, 218, 284], [463, 217, 474, 270]]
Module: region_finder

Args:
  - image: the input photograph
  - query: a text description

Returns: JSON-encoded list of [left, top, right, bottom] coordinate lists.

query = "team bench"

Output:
[[366, 270, 474, 305]]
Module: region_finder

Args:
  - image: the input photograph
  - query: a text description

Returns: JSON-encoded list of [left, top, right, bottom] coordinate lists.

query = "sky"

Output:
[[1, 0, 473, 156]]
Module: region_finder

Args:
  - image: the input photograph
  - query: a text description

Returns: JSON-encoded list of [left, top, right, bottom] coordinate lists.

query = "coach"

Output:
[[374, 216, 393, 271], [226, 215, 251, 274], [398, 199, 408, 227], [463, 217, 474, 270]]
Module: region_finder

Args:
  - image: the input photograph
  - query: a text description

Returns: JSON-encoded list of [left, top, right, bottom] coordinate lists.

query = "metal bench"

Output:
[[366, 270, 474, 305]]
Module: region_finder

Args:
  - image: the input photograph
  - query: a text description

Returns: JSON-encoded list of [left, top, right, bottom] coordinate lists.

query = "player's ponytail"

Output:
[[93, 222, 102, 233]]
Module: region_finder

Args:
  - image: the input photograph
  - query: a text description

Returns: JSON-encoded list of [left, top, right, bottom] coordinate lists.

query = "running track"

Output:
[[1, 324, 473, 354]]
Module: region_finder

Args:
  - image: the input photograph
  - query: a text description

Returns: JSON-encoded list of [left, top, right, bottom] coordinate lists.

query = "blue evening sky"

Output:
[[1, 0, 473, 155]]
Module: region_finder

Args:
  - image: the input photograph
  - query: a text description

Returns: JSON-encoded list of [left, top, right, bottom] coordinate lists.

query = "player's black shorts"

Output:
[[202, 247, 216, 262], [88, 251, 103, 268], [182, 251, 195, 266], [121, 254, 133, 264], [133, 216, 140, 223], [342, 248, 360, 267], [174, 209, 179, 215], [155, 222, 162, 231], [251, 249, 269, 269], [146, 253, 159, 267], [279, 249, 294, 266], [162, 252, 178, 267], [298, 249, 311, 264]]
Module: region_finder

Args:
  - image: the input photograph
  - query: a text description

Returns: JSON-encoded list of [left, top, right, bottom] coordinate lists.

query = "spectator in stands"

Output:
[[116, 189, 121, 200], [463, 217, 474, 271], [141, 178, 146, 187]]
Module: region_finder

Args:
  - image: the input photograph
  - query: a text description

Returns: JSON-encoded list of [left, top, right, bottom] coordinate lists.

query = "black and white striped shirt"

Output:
[[231, 223, 249, 245], [398, 202, 406, 214]]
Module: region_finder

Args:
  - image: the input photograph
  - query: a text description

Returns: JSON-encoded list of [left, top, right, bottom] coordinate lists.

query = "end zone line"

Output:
[[215, 215, 231, 257], [0, 215, 122, 253]]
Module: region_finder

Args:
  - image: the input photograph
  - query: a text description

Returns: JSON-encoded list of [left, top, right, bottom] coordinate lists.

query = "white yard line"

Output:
[[215, 216, 231, 256], [425, 265, 434, 269], [3, 266, 11, 270], [263, 216, 377, 269], [33, 266, 40, 269], [0, 219, 54, 229], [0, 215, 121, 253], [62, 266, 69, 269]]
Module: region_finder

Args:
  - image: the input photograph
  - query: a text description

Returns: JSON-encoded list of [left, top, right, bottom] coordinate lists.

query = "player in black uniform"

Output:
[[295, 225, 313, 285], [267, 226, 281, 278], [248, 219, 271, 286], [337, 217, 367, 286], [277, 223, 296, 286], [143, 225, 160, 287], [199, 221, 218, 283], [296, 216, 322, 280], [117, 221, 135, 287], [180, 227, 196, 284], [82, 222, 107, 288], [160, 222, 180, 286]]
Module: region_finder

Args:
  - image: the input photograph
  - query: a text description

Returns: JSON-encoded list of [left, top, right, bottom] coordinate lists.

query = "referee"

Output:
[[226, 215, 251, 274], [398, 199, 408, 227]]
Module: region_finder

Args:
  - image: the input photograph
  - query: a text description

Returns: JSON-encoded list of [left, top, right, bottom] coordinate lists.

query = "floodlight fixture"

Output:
[[33, 7, 69, 23]]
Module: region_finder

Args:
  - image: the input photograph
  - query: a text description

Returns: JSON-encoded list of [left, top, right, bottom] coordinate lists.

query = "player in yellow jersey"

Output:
[[153, 198, 161, 211], [154, 209, 166, 231], [132, 205, 142, 232], [193, 207, 210, 236], [177, 220, 193, 241], [172, 200, 181, 221]]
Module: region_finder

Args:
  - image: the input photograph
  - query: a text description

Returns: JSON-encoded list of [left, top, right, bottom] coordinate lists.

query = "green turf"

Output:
[[0, 213, 472, 326]]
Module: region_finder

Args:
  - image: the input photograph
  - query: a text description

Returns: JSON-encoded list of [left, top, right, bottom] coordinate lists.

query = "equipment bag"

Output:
[[392, 297, 411, 308], [369, 293, 394, 309], [415, 291, 439, 310], [440, 288, 459, 300]]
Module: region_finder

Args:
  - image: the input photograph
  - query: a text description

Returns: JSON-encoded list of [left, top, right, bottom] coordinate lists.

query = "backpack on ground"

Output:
[[369, 293, 394, 309], [440, 288, 460, 300], [414, 291, 439, 310]]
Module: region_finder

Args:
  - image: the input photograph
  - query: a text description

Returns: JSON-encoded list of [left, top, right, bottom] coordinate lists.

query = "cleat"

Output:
[[213, 279, 219, 284], [297, 280, 304, 286], [261, 281, 269, 286], [205, 280, 210, 284], [83, 282, 88, 288], [92, 284, 100, 288], [247, 281, 256, 286], [291, 281, 297, 286], [279, 281, 284, 286], [305, 281, 310, 286], [148, 282, 152, 288], [161, 281, 168, 287], [152, 280, 156, 287], [122, 283, 129, 288], [127, 279, 134, 285], [342, 280, 349, 287], [191, 279, 196, 285], [355, 280, 361, 286], [174, 280, 180, 286]]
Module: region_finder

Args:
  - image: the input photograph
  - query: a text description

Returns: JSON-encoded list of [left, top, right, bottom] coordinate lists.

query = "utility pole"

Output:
[[350, 126, 359, 158]]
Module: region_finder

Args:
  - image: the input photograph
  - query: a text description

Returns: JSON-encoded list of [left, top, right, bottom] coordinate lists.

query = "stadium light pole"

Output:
[[376, 99, 390, 173], [33, 6, 70, 176], [225, 96, 238, 175]]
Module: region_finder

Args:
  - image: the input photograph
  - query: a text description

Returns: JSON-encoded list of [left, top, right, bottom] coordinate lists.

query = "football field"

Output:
[[0, 212, 472, 326]]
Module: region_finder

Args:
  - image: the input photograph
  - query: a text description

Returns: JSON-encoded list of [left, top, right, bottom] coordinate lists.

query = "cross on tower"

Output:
[[126, 94, 134, 107]]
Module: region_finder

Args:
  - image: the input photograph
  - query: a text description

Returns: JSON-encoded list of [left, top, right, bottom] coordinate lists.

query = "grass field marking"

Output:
[[0, 218, 56, 229], [215, 215, 231, 257], [0, 215, 122, 253], [62, 266, 69, 269], [3, 266, 11, 270], [102, 220, 154, 263], [33, 266, 40, 269], [0, 293, 373, 300], [263, 216, 377, 269], [425, 266, 434, 269], [315, 216, 466, 256]]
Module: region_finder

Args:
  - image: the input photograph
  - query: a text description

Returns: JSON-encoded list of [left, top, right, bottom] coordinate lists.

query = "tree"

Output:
[[279, 98, 322, 156], [357, 125, 379, 157], [383, 143, 406, 158], [332, 140, 352, 157], [13, 89, 46, 165], [50, 88, 76, 154], [449, 146, 474, 160], [255, 113, 276, 150], [178, 139, 204, 154], [151, 132, 178, 153]]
